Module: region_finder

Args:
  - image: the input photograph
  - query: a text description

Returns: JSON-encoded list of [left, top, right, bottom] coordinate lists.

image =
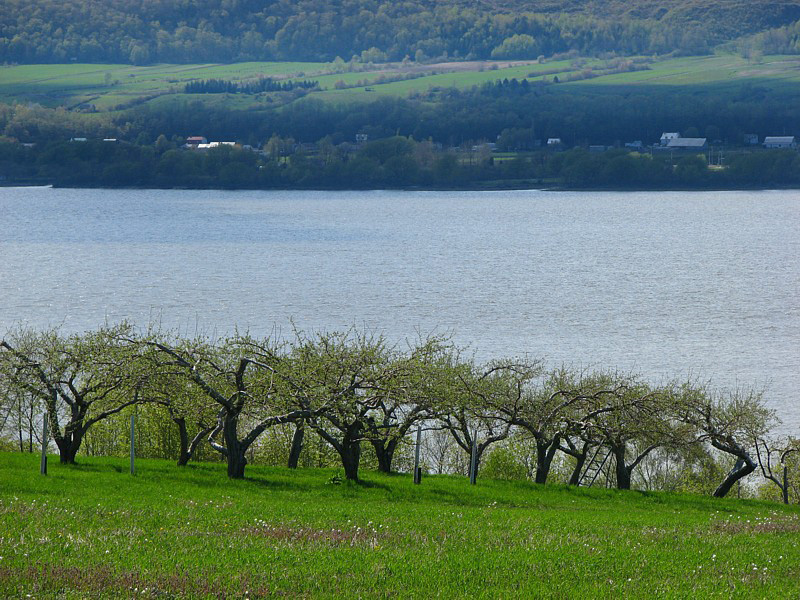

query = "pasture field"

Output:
[[0, 62, 332, 110], [1, 452, 799, 598], [3, 54, 800, 114], [569, 54, 800, 86]]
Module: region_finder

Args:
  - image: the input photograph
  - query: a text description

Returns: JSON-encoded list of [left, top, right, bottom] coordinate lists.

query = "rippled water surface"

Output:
[[1, 187, 798, 426]]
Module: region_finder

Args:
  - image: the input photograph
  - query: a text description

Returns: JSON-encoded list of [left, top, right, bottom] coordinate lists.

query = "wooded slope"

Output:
[[1, 0, 799, 64]]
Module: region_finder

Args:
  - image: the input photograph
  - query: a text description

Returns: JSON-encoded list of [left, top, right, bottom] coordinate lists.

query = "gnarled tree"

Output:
[[137, 332, 313, 478], [675, 384, 776, 497], [362, 336, 451, 473], [0, 324, 144, 464], [434, 358, 527, 478], [139, 370, 219, 466], [493, 364, 603, 485], [755, 436, 799, 504], [569, 372, 678, 490], [287, 329, 396, 482]]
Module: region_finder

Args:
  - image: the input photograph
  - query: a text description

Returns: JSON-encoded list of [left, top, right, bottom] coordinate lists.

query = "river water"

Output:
[[1, 187, 798, 428]]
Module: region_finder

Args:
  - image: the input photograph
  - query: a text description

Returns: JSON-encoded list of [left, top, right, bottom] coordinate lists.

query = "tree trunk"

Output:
[[174, 417, 191, 466], [222, 414, 248, 479], [569, 453, 587, 486], [564, 441, 592, 486], [341, 440, 361, 481], [226, 448, 247, 478], [52, 419, 86, 464], [714, 456, 755, 498], [534, 438, 559, 485], [27, 406, 36, 453], [371, 439, 396, 474], [188, 427, 211, 463], [177, 420, 214, 467], [288, 423, 304, 469], [375, 447, 392, 474], [339, 423, 363, 481], [783, 466, 789, 505], [614, 446, 632, 490], [56, 435, 82, 464]]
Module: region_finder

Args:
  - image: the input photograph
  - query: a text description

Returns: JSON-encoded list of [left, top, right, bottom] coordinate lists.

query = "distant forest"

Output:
[[1, 0, 800, 64]]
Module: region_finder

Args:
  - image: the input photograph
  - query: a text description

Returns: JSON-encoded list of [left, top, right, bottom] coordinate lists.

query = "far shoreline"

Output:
[[4, 181, 800, 194]]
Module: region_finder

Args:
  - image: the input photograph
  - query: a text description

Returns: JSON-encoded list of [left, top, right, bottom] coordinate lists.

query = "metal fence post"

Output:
[[40, 412, 48, 476], [413, 424, 422, 484], [130, 412, 135, 476]]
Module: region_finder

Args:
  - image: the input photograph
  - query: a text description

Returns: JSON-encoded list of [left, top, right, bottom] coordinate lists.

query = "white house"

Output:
[[196, 141, 237, 150], [763, 136, 796, 149]]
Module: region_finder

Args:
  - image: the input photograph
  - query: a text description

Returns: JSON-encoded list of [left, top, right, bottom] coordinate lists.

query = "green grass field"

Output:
[[0, 62, 332, 110], [4, 54, 800, 114], [1, 452, 799, 598]]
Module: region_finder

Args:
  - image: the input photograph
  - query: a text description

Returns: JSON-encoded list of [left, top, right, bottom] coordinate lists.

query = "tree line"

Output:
[[1, 324, 797, 502], [183, 78, 319, 95]]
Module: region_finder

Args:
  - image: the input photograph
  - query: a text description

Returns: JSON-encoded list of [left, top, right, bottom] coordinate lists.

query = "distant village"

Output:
[[63, 131, 799, 156], [147, 132, 800, 160]]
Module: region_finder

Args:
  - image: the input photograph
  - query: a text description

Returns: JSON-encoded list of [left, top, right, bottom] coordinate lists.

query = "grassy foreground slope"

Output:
[[1, 453, 799, 598]]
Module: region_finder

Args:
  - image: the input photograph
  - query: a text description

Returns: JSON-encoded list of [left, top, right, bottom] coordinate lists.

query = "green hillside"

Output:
[[3, 54, 799, 113], [1, 0, 799, 65], [1, 452, 799, 598]]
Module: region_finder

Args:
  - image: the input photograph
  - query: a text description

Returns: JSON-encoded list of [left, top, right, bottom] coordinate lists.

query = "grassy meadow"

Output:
[[1, 452, 799, 598], [3, 54, 800, 114]]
